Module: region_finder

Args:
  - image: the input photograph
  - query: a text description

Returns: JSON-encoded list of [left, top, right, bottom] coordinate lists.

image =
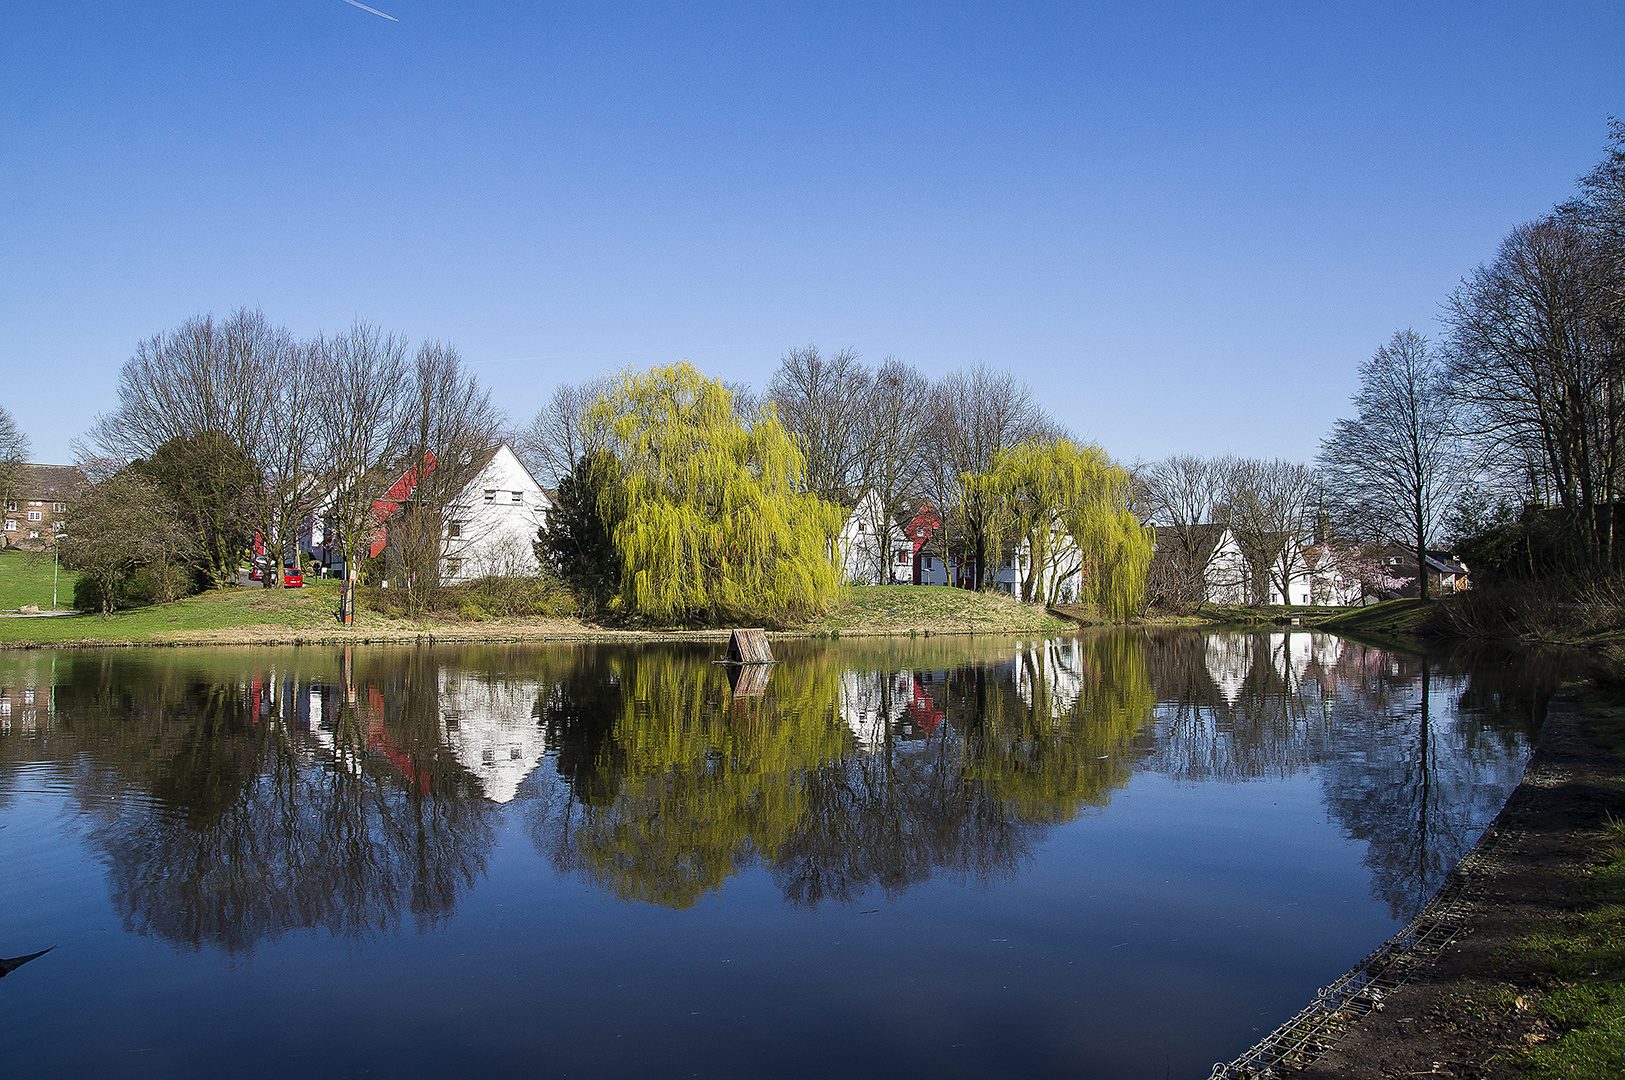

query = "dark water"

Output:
[[0, 631, 1580, 1078]]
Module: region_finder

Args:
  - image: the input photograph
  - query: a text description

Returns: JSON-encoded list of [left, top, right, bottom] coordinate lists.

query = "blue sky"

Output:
[[2, 2, 1621, 465]]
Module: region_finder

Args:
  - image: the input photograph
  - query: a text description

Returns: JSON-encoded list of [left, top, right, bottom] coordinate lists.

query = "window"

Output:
[[2, 520, 13, 531], [483, 489, 497, 504], [446, 557, 464, 574], [3, 500, 14, 512], [53, 521, 65, 533], [53, 503, 64, 513], [924, 556, 934, 570], [447, 521, 461, 538], [858, 522, 867, 532], [28, 501, 42, 507], [28, 531, 38, 540], [511, 491, 523, 504], [27, 511, 42, 522]]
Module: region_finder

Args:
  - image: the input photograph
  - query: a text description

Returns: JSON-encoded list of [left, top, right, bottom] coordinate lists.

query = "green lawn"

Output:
[[0, 549, 78, 611], [0, 580, 353, 645], [805, 584, 1075, 635]]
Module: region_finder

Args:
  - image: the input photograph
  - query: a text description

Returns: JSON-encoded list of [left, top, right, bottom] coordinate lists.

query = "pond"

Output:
[[0, 631, 1580, 1078]]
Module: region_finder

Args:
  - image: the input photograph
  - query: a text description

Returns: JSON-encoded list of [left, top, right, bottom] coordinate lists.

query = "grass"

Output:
[[1512, 691, 1625, 1078], [1310, 598, 1430, 636], [804, 584, 1076, 635], [0, 579, 1094, 648], [0, 549, 78, 611]]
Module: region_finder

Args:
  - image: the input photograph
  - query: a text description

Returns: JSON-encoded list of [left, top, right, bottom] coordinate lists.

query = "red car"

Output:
[[280, 567, 304, 588]]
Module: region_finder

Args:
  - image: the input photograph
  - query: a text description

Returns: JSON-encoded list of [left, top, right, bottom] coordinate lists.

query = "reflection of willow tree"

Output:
[[532, 647, 849, 909], [773, 634, 1155, 907], [523, 636, 1155, 910], [47, 649, 496, 954]]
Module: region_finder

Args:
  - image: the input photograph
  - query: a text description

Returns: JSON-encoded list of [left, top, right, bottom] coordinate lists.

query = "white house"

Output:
[[837, 490, 914, 585], [439, 443, 552, 583]]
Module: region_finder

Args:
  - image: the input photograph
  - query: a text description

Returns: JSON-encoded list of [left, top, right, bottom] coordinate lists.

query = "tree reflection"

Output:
[[0, 630, 1580, 935], [40, 650, 497, 954]]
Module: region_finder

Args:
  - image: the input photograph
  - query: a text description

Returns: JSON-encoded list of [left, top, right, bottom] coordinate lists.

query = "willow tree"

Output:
[[971, 438, 1152, 620], [593, 362, 843, 624]]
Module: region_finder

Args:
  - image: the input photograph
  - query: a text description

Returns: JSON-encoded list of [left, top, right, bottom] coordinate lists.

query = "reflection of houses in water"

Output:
[[437, 673, 549, 804], [838, 670, 945, 750], [280, 673, 547, 804], [1014, 639, 1085, 719], [0, 682, 50, 734], [1204, 636, 1252, 704]]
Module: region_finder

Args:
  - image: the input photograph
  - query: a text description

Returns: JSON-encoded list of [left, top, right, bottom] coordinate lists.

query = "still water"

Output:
[[0, 631, 1575, 1078]]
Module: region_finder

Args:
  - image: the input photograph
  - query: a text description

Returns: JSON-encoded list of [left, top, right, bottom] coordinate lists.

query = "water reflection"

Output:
[[0, 632, 1581, 953]]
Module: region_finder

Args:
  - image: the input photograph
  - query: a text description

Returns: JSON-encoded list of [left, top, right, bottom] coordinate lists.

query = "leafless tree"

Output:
[[0, 404, 29, 510], [853, 358, 934, 583], [1321, 330, 1465, 600], [87, 310, 280, 468], [1226, 457, 1321, 605], [932, 366, 1056, 588], [390, 341, 505, 614], [315, 322, 412, 624], [767, 345, 874, 506], [1443, 217, 1623, 571], [516, 378, 611, 488], [1138, 454, 1235, 606]]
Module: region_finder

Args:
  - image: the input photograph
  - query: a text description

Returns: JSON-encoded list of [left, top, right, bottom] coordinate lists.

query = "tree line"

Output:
[[523, 351, 1151, 622], [1140, 120, 1625, 603]]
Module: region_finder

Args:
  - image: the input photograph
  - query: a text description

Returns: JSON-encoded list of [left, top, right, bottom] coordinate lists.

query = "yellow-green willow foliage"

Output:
[[972, 438, 1153, 620], [566, 649, 848, 909], [966, 633, 1155, 823], [591, 362, 844, 623]]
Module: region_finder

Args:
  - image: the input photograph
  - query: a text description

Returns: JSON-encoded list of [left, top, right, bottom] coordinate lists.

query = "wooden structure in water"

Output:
[[723, 628, 774, 665], [726, 662, 773, 697]]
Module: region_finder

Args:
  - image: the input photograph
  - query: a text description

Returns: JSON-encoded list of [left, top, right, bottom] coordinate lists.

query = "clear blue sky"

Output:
[[2, 2, 1621, 466]]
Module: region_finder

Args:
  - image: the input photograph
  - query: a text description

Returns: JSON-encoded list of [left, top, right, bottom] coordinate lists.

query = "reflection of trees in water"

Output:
[[5, 632, 1582, 929], [522, 636, 1156, 909], [1135, 631, 1572, 920], [38, 650, 497, 955]]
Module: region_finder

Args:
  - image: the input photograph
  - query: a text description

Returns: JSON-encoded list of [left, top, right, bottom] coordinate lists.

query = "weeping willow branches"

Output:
[[970, 439, 1152, 620], [592, 362, 843, 623]]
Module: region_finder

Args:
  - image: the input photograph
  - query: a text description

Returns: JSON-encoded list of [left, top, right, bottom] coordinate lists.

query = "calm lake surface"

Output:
[[0, 631, 1580, 1078]]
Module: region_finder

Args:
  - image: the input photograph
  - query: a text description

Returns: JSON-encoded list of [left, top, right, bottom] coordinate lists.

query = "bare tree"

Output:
[[390, 341, 505, 614], [1321, 330, 1464, 600], [933, 366, 1055, 588], [0, 404, 30, 510], [1226, 457, 1320, 605], [1443, 215, 1624, 572], [1138, 454, 1235, 606], [853, 358, 933, 583], [87, 310, 280, 469], [315, 322, 412, 624], [767, 345, 874, 506], [516, 378, 611, 488]]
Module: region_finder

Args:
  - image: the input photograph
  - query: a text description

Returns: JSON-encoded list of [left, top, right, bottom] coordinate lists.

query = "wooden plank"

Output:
[[725, 628, 774, 664]]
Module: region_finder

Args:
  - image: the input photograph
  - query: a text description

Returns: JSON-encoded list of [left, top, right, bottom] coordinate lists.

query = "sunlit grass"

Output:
[[0, 549, 78, 611]]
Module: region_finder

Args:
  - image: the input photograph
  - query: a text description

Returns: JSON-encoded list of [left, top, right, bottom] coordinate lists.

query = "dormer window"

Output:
[[484, 489, 497, 504], [511, 491, 523, 504]]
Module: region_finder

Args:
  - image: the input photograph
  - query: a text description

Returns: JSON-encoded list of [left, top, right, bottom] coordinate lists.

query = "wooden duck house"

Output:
[[724, 628, 774, 665]]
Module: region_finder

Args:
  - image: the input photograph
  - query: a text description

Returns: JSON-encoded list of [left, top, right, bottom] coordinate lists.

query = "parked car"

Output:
[[249, 566, 264, 581], [281, 566, 304, 588]]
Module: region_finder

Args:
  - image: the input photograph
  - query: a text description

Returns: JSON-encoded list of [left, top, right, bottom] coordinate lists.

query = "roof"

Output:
[[11, 463, 85, 499]]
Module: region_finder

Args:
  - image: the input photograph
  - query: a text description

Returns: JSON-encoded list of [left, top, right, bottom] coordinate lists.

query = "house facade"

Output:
[[1, 464, 82, 551]]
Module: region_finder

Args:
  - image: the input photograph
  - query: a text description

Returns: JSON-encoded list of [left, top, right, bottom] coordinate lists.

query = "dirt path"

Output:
[[1231, 695, 1624, 1079]]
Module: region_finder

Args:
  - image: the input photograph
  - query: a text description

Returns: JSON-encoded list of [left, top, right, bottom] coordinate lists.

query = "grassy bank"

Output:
[[0, 581, 1081, 647], [0, 549, 77, 611], [1509, 687, 1625, 1078]]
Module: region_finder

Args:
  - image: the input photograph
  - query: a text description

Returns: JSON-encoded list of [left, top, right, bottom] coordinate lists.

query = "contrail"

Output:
[[343, 0, 399, 20]]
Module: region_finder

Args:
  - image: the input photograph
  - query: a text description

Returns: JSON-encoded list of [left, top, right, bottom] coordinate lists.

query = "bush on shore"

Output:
[[361, 574, 578, 621]]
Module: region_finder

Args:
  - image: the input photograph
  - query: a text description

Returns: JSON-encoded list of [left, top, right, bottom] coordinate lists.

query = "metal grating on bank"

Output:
[[1209, 817, 1524, 1078]]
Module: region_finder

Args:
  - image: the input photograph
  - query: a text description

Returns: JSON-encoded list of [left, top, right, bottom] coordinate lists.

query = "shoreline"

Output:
[[1216, 687, 1625, 1078]]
